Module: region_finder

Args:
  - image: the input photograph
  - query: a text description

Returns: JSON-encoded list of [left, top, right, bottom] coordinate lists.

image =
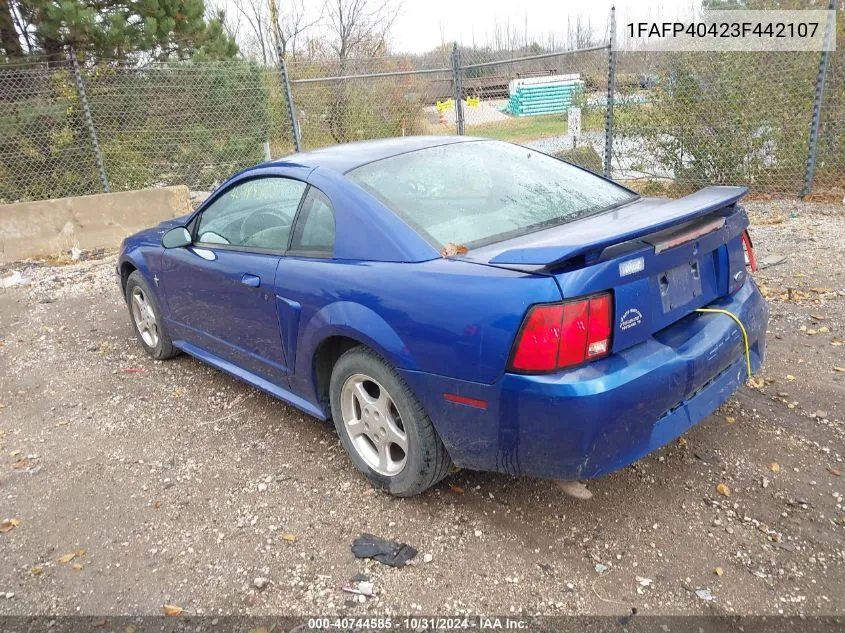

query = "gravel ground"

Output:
[[0, 199, 843, 618]]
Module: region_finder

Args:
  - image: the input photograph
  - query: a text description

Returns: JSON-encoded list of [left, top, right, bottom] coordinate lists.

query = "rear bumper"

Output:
[[400, 278, 768, 481]]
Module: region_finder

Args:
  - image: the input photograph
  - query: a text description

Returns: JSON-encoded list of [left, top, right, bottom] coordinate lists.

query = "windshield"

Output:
[[347, 140, 637, 248]]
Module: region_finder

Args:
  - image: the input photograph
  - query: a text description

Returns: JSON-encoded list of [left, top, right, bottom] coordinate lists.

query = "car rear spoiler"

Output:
[[487, 186, 748, 268]]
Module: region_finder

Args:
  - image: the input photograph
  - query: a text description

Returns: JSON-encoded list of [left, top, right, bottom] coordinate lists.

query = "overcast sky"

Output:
[[389, 0, 701, 52]]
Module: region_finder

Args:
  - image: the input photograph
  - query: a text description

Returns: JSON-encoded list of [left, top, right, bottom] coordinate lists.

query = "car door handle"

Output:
[[240, 274, 261, 288]]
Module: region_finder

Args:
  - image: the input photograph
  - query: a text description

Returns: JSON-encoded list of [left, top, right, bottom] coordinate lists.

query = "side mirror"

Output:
[[162, 227, 191, 249]]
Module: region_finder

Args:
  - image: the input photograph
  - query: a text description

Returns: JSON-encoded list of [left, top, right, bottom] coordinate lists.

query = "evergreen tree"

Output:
[[1, 0, 238, 61]]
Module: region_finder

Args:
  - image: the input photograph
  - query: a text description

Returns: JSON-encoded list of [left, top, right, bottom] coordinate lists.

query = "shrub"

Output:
[[556, 145, 603, 173]]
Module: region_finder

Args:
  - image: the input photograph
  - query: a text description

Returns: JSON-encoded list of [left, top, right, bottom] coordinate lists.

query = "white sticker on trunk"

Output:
[[620, 308, 643, 330]]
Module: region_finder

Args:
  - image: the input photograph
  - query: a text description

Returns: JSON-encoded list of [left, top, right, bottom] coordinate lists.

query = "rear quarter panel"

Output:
[[279, 257, 561, 404]]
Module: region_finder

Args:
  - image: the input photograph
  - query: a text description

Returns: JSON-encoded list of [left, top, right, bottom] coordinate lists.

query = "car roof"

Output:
[[270, 135, 485, 174]]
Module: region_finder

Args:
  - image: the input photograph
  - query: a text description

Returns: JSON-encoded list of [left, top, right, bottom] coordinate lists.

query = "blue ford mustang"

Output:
[[118, 136, 768, 496]]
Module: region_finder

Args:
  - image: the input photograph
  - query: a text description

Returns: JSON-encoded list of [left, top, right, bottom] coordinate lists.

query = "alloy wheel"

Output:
[[130, 286, 159, 348], [340, 373, 408, 476]]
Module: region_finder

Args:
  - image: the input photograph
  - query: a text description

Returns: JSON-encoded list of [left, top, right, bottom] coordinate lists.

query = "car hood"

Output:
[[123, 214, 192, 249], [156, 214, 192, 230]]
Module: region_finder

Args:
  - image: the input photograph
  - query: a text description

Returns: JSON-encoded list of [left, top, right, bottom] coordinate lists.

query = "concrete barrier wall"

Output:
[[0, 186, 192, 264]]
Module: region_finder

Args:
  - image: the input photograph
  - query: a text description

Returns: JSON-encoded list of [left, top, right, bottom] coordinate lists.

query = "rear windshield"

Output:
[[347, 140, 637, 248]]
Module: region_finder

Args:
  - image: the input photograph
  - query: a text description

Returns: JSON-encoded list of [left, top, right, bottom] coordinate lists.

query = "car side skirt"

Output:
[[173, 340, 327, 420]]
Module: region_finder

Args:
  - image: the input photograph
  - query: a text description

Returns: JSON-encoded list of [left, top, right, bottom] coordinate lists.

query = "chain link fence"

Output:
[[85, 63, 295, 193], [0, 36, 843, 204], [456, 45, 609, 175], [611, 50, 824, 197], [0, 60, 295, 203], [287, 52, 454, 149], [0, 62, 102, 202], [816, 34, 844, 196], [285, 47, 610, 177]]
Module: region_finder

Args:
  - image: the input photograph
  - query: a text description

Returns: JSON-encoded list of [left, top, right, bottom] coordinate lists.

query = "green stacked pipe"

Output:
[[507, 76, 584, 117]]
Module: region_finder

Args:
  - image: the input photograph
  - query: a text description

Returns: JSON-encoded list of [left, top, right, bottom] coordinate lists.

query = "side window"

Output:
[[290, 188, 335, 255], [196, 177, 307, 251]]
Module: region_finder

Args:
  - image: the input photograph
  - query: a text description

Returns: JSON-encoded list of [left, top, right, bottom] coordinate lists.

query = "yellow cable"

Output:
[[694, 308, 752, 379]]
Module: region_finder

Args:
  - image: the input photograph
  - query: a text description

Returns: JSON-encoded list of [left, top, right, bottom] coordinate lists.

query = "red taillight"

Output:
[[558, 300, 589, 367], [741, 230, 757, 273], [510, 293, 613, 373], [510, 304, 564, 372]]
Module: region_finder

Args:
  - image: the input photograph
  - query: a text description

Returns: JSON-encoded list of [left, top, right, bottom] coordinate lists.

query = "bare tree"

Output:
[[277, 0, 321, 60], [227, 0, 320, 64], [321, 0, 399, 144], [566, 14, 596, 50], [231, 0, 272, 63], [324, 0, 400, 63]]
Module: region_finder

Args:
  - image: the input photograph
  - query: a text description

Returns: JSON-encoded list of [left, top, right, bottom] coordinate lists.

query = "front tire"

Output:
[[125, 270, 178, 360], [329, 347, 452, 497]]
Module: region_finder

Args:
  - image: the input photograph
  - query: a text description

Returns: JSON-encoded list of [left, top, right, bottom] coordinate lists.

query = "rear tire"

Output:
[[125, 270, 178, 360], [329, 346, 452, 497]]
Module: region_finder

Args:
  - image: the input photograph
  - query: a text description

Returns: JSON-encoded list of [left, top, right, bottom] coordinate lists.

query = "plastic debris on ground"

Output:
[[1, 271, 24, 289], [351, 533, 417, 567], [695, 588, 714, 601], [342, 579, 374, 596], [759, 254, 788, 269]]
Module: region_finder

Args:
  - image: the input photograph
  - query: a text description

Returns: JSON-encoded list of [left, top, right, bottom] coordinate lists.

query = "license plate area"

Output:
[[658, 260, 702, 312]]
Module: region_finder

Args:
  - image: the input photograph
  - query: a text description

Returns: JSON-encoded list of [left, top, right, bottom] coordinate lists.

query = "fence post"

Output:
[[278, 58, 302, 152], [603, 5, 617, 179], [69, 47, 109, 193], [452, 43, 465, 135], [802, 0, 835, 198]]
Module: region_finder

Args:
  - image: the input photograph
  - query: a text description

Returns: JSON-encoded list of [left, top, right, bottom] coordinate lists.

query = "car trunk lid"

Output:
[[467, 186, 750, 354]]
